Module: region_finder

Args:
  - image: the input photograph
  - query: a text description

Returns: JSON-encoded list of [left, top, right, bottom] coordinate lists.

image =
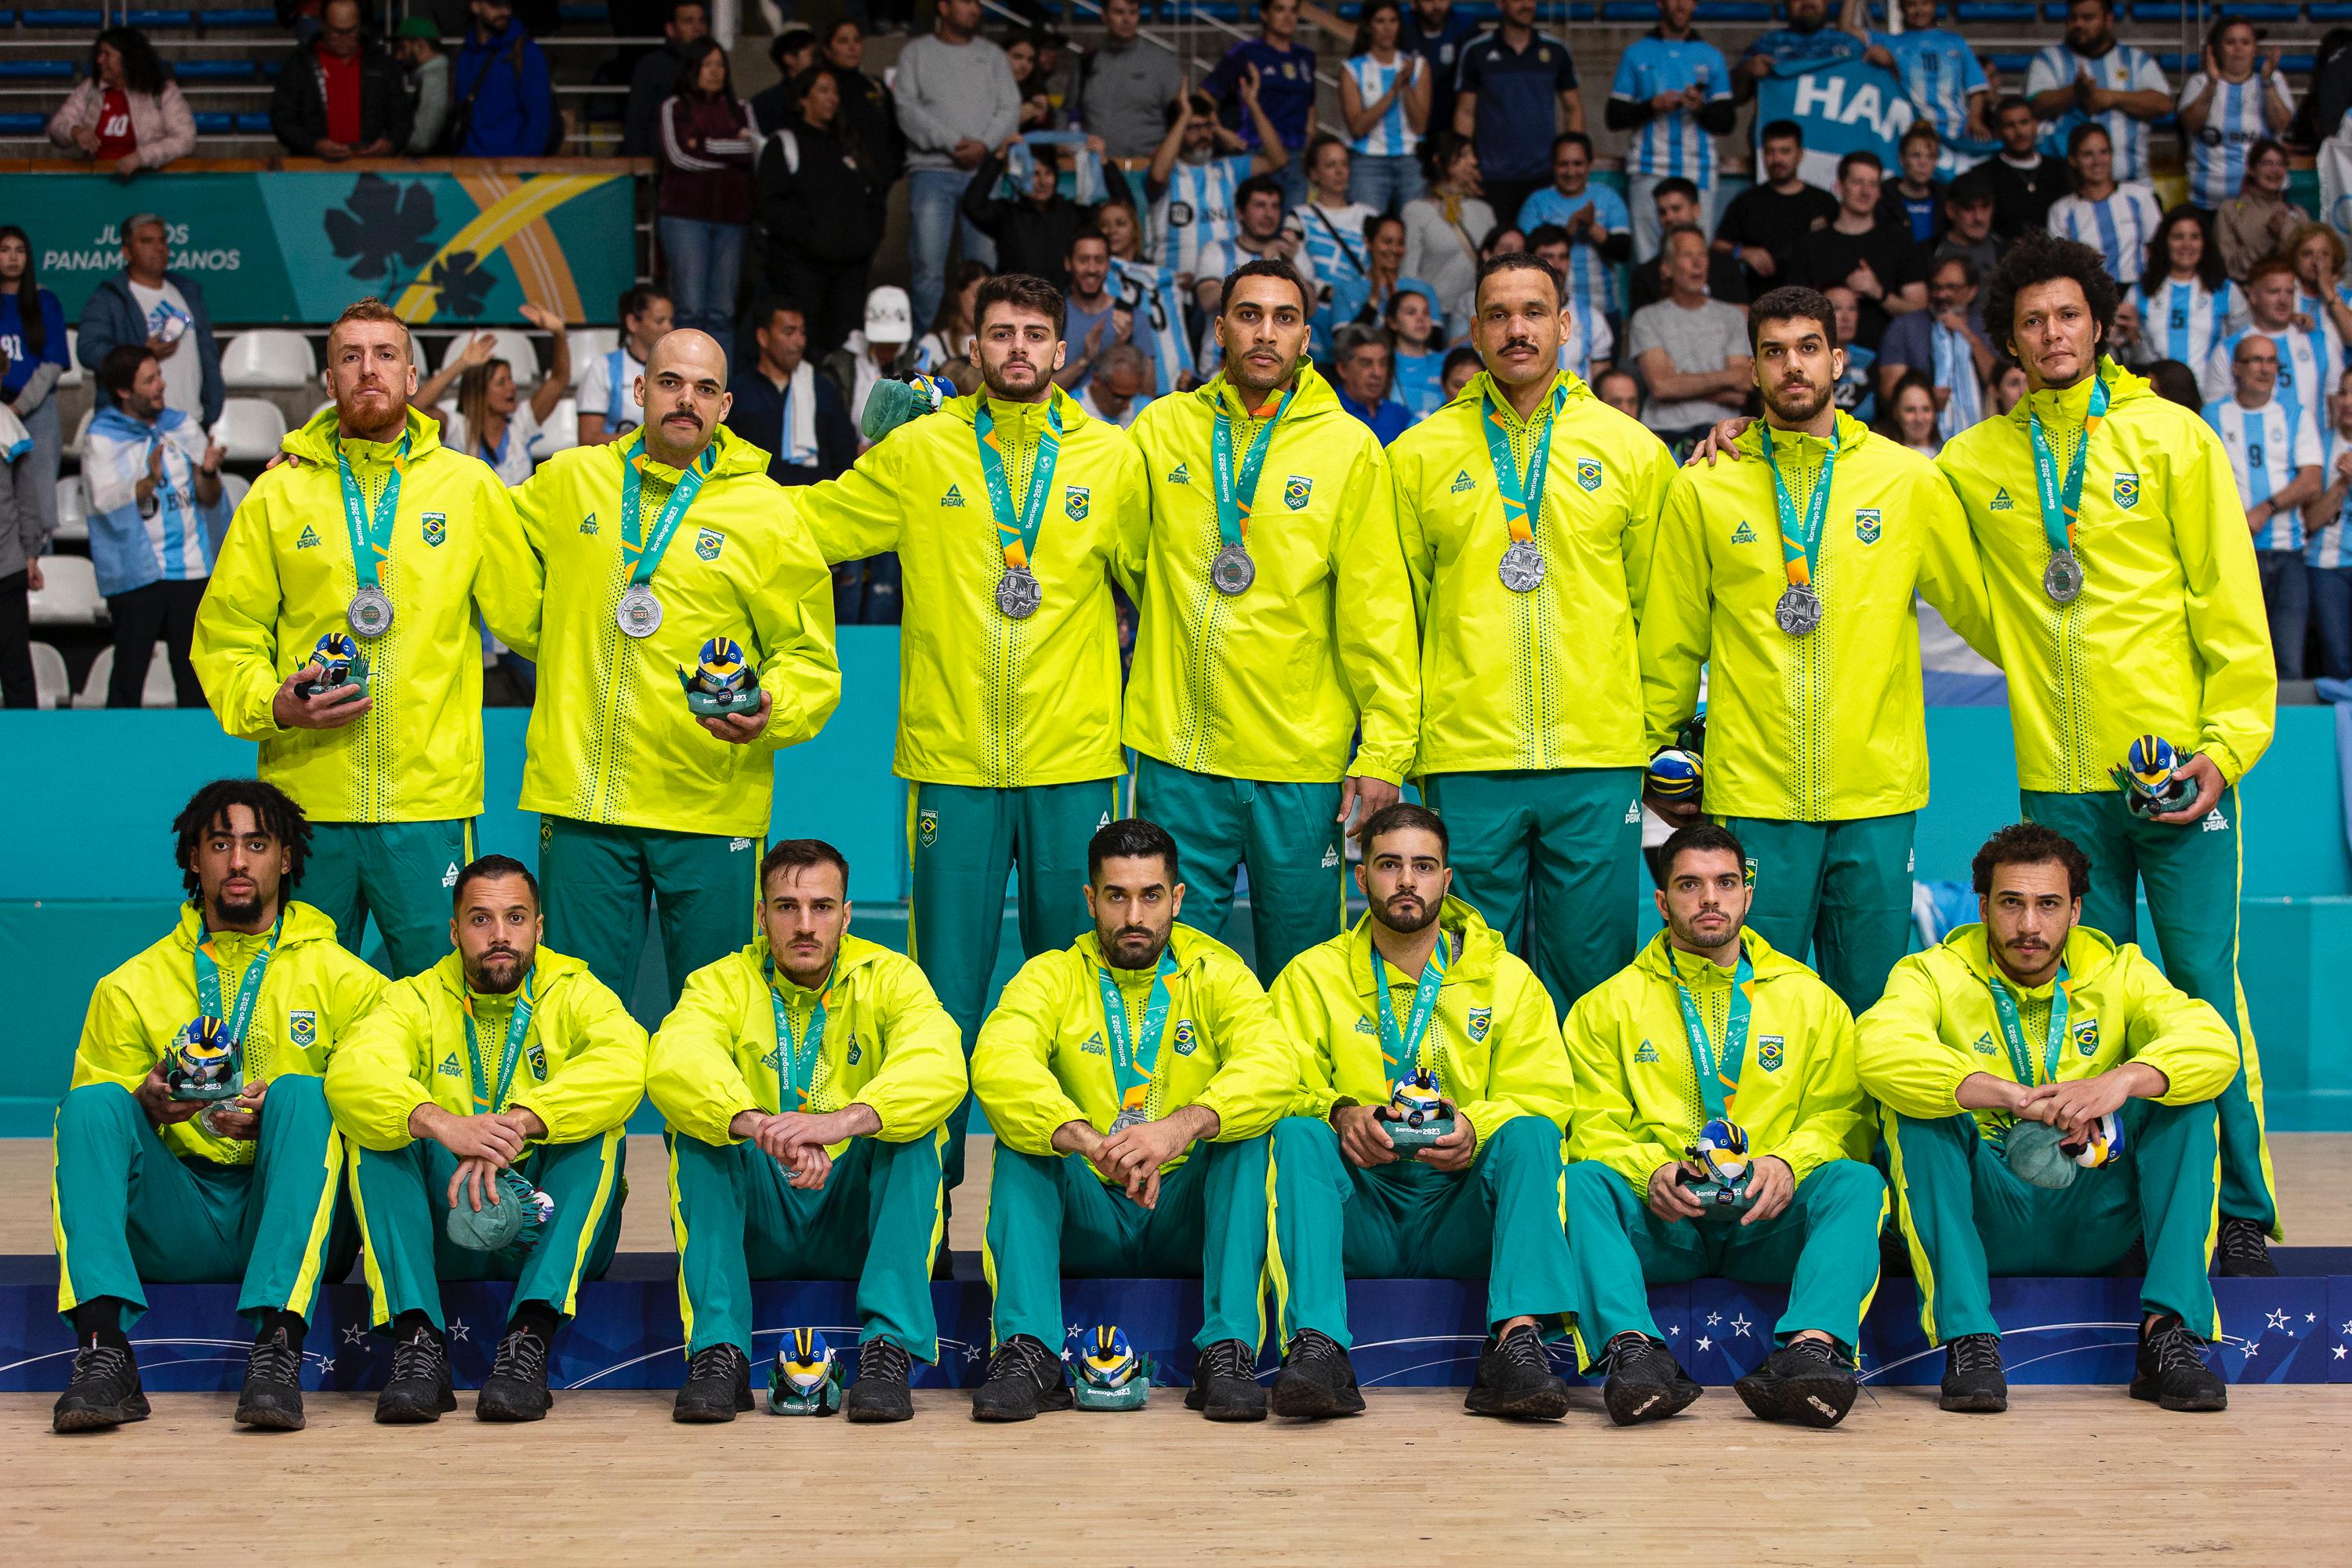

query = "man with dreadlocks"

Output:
[[48, 779, 385, 1434]]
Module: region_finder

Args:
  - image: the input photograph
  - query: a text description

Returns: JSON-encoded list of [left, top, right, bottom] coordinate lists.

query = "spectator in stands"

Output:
[[2206, 332, 2319, 679], [2048, 122, 2162, 289], [1631, 176, 1744, 310], [656, 38, 757, 365], [1736, 0, 1861, 104], [1004, 30, 1060, 131], [1825, 281, 1875, 426], [48, 27, 194, 176], [2179, 18, 2295, 211], [1074, 0, 1181, 162], [1516, 132, 1626, 328], [2209, 258, 2318, 423], [1990, 355, 2030, 413], [0, 398, 37, 709], [0, 227, 67, 544], [1147, 84, 1288, 290], [1877, 253, 1993, 445], [2288, 223, 2352, 375], [1713, 118, 1835, 299], [1330, 0, 1479, 143], [1450, 0, 1581, 227], [1319, 211, 1425, 342], [2109, 289, 2154, 365], [728, 301, 855, 487], [421, 303, 571, 485], [1337, 0, 1428, 214], [1842, 0, 1989, 144], [820, 20, 906, 207], [962, 135, 1109, 292], [1055, 229, 1134, 393], [625, 0, 706, 158], [2301, 365, 2352, 680], [756, 64, 883, 360], [2143, 356, 2202, 410], [1879, 122, 1944, 245], [2295, 26, 2352, 150], [1330, 323, 1410, 444], [895, 0, 1021, 328], [1607, 0, 1734, 263], [1385, 281, 1444, 417], [78, 212, 223, 428], [826, 285, 922, 443], [1076, 341, 1152, 428], [1879, 368, 1941, 458], [1791, 151, 1924, 352], [576, 283, 671, 444], [1291, 135, 1376, 304], [452, 0, 556, 155], [270, 0, 411, 159], [916, 260, 989, 372], [1528, 224, 1612, 382], [2024, 0, 2171, 185], [1401, 132, 1494, 336], [85, 344, 223, 709], [748, 24, 818, 132], [1980, 95, 2070, 241], [1205, 0, 1320, 209], [1934, 174, 1999, 279], [394, 17, 451, 153], [2216, 139, 2298, 282], [2139, 205, 2240, 372], [1203, 173, 1316, 292], [1592, 362, 1642, 419], [1629, 223, 1751, 448]]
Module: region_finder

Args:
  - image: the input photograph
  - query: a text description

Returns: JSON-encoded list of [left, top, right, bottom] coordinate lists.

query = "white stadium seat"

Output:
[[568, 328, 618, 387], [221, 472, 251, 512], [59, 328, 83, 388], [220, 330, 319, 389], [27, 554, 104, 626], [28, 641, 69, 710], [441, 328, 539, 386], [533, 396, 579, 457], [69, 406, 92, 459], [213, 397, 289, 462], [69, 644, 172, 707], [53, 475, 87, 543]]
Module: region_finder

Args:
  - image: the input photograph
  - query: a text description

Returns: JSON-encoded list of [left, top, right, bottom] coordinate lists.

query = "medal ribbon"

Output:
[[976, 399, 1064, 574], [460, 968, 537, 1114], [764, 958, 833, 1112], [1984, 963, 2071, 1088], [618, 429, 716, 588], [1760, 421, 1838, 593], [1096, 948, 1178, 1121], [1370, 931, 1450, 1082], [2025, 372, 2109, 564], [1480, 379, 1568, 550], [1671, 947, 1755, 1123], [1210, 380, 1297, 554], [335, 432, 411, 595], [192, 912, 284, 1074]]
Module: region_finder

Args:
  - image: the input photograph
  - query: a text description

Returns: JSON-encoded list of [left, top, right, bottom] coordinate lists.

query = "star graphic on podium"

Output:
[[2242, 1341, 2259, 1359], [1696, 1336, 1713, 1352], [1065, 1323, 1083, 1343], [448, 1318, 471, 1342], [1667, 1326, 1681, 1338], [1729, 1313, 1754, 1338], [341, 1325, 367, 1346], [1705, 1312, 1722, 1327], [2334, 1345, 2347, 1361], [2307, 1312, 2318, 1323], [2266, 1308, 2292, 1331], [318, 1357, 335, 1374], [2341, 1319, 2352, 1337]]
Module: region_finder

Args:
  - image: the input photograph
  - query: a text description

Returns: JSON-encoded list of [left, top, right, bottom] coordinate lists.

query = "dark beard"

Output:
[[209, 891, 266, 928], [1375, 892, 1439, 935], [467, 951, 526, 995]]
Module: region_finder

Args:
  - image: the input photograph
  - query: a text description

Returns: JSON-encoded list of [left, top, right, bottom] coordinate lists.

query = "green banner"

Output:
[[24, 168, 637, 325]]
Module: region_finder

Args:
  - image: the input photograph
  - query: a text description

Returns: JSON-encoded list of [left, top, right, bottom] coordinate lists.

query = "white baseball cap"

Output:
[[864, 285, 913, 343]]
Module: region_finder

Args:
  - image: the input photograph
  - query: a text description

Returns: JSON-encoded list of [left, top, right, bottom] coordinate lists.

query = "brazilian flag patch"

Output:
[[2074, 1018, 2100, 1056], [421, 513, 447, 546], [1854, 508, 1881, 544], [1465, 1006, 1491, 1042], [1065, 485, 1091, 521], [1757, 1035, 1784, 1073], [1575, 457, 1602, 492], [1174, 1018, 1197, 1055], [1283, 474, 1312, 510], [695, 528, 723, 561], [288, 1010, 315, 1047], [2114, 472, 2140, 509], [527, 1042, 548, 1080]]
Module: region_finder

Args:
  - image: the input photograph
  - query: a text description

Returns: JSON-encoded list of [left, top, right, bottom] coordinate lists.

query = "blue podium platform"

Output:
[[7, 1252, 2349, 1394]]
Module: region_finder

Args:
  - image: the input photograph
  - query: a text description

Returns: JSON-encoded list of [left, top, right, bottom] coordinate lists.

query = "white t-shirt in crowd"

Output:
[[578, 345, 645, 434], [437, 401, 544, 485], [126, 278, 203, 420]]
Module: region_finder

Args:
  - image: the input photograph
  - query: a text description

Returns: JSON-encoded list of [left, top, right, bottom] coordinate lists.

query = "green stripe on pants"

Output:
[[1718, 812, 1916, 1014], [539, 815, 764, 1014], [303, 818, 477, 978], [1131, 754, 1346, 984]]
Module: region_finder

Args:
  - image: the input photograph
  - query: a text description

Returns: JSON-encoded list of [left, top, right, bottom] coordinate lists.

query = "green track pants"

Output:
[[2021, 786, 2276, 1234], [1558, 1157, 1886, 1369], [1882, 1098, 2222, 1345], [983, 1134, 1269, 1352], [350, 1128, 626, 1331], [539, 815, 764, 1014], [1130, 755, 1347, 984], [908, 779, 1118, 1190], [1420, 768, 1642, 1012], [51, 1076, 350, 1330], [1718, 813, 1916, 1014], [668, 1128, 949, 1360], [305, 818, 476, 978], [1266, 1113, 1576, 1348]]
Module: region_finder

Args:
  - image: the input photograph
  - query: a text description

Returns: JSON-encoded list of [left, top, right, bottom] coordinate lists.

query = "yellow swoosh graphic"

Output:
[[391, 173, 617, 322]]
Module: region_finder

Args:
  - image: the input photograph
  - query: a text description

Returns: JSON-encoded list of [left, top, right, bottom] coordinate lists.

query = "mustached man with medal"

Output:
[[1123, 260, 1419, 983], [967, 819, 1297, 1423], [1858, 824, 2239, 1415], [50, 781, 386, 1433], [796, 274, 1152, 1194], [327, 855, 646, 1425], [1385, 252, 1676, 1013], [506, 329, 840, 1011], [649, 840, 965, 1425], [193, 299, 538, 979], [1559, 822, 1884, 1431], [1260, 803, 1581, 1424], [1639, 287, 1996, 1014]]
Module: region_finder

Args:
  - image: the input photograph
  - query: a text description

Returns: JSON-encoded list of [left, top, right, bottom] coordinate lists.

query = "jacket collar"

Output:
[[1632, 924, 1809, 987], [1733, 408, 1870, 463], [284, 401, 443, 466], [1461, 367, 1584, 428], [1195, 361, 1343, 425], [172, 898, 338, 953]]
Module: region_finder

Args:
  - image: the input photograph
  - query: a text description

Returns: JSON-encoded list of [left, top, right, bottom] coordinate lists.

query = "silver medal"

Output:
[[615, 582, 664, 638], [347, 583, 394, 640], [994, 566, 1043, 619], [1497, 539, 1546, 593], [1774, 583, 1823, 637], [1110, 1105, 1148, 1134], [1210, 543, 1256, 596], [2042, 550, 2084, 604]]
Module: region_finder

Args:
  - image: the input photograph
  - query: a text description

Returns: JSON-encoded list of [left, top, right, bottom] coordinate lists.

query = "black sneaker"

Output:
[[376, 1323, 456, 1424], [53, 1340, 149, 1433], [1939, 1333, 2008, 1414], [2132, 1315, 2228, 1412], [234, 1324, 307, 1431], [1465, 1323, 1571, 1421], [2216, 1217, 2278, 1278], [1184, 1338, 1267, 1422], [477, 1323, 554, 1422], [844, 1338, 915, 1423], [971, 1334, 1071, 1422], [1733, 1337, 1858, 1428], [1598, 1331, 1701, 1426], [1269, 1328, 1365, 1419], [672, 1343, 753, 1424]]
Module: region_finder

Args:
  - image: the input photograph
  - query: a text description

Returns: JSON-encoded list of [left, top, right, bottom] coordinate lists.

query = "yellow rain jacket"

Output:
[[1562, 927, 1872, 1200], [324, 946, 647, 1151], [1935, 359, 2275, 792], [1640, 412, 1998, 820], [1123, 367, 1420, 784], [797, 387, 1151, 788], [506, 426, 840, 839], [192, 406, 535, 822]]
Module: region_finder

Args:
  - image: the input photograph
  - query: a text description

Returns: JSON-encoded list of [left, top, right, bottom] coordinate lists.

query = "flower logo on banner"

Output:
[[322, 173, 439, 287]]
